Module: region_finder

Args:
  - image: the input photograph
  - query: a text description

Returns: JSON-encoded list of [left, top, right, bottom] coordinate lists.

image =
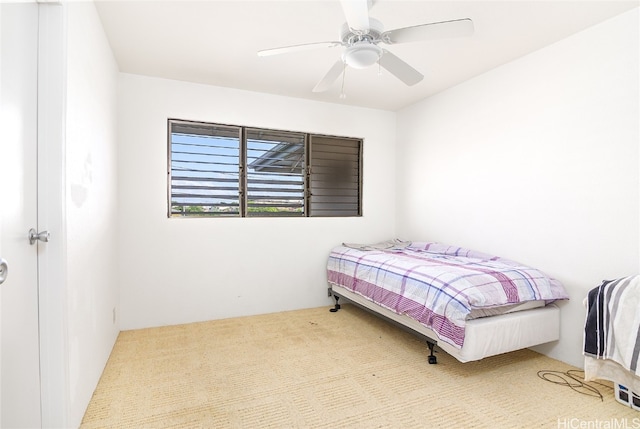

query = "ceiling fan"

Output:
[[257, 0, 474, 95]]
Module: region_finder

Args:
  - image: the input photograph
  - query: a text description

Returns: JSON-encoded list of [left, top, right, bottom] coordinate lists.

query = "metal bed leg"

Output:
[[427, 341, 437, 364], [329, 295, 341, 313]]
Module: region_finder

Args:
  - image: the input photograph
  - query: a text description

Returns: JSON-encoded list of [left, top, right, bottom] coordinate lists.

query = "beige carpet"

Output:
[[81, 304, 638, 428]]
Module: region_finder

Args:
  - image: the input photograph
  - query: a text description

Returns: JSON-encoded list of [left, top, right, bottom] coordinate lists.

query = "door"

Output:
[[0, 2, 43, 427]]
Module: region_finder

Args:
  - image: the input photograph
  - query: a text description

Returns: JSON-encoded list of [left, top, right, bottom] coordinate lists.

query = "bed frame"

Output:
[[328, 283, 561, 364]]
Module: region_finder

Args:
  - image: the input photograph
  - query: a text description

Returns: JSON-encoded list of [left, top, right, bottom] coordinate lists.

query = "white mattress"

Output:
[[330, 283, 560, 363]]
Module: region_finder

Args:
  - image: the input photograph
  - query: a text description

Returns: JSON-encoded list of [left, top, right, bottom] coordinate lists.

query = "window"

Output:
[[246, 129, 306, 216], [168, 119, 362, 217], [308, 135, 362, 217]]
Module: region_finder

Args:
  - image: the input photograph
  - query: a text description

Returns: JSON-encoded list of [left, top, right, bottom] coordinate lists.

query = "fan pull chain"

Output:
[[339, 62, 347, 99]]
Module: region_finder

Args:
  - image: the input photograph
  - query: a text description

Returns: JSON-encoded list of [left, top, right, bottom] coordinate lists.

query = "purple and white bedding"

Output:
[[327, 240, 569, 349]]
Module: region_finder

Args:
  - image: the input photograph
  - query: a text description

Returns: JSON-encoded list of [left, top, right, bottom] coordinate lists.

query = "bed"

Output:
[[326, 240, 570, 363]]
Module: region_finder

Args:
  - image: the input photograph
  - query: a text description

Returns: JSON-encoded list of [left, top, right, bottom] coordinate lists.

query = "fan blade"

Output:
[[258, 41, 341, 57], [312, 60, 345, 93], [382, 18, 474, 44], [378, 50, 423, 86], [340, 0, 370, 32]]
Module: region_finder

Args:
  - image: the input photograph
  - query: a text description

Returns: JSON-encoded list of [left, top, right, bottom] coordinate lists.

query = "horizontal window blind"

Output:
[[246, 129, 306, 217], [309, 136, 362, 217], [169, 121, 241, 216]]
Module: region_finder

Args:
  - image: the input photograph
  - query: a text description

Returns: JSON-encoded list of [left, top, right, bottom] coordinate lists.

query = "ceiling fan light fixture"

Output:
[[342, 43, 382, 69]]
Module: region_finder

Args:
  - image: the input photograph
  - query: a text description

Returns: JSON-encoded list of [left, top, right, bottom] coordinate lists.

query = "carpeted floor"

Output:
[[81, 304, 638, 428]]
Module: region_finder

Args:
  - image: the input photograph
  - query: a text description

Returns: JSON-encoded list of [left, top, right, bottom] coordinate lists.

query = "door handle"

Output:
[[28, 228, 50, 245], [0, 258, 7, 285]]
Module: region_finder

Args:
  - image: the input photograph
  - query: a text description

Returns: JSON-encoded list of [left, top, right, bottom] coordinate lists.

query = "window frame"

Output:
[[167, 118, 362, 218]]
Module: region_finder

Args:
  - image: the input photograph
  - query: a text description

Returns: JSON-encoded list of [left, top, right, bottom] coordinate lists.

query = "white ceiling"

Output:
[[95, 0, 639, 111]]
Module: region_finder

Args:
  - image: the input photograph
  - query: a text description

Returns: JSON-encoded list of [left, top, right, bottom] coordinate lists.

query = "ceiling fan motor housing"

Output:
[[340, 18, 385, 69], [342, 43, 382, 68]]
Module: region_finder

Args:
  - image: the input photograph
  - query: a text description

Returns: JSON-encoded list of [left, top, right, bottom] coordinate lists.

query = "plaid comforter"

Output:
[[327, 241, 569, 348]]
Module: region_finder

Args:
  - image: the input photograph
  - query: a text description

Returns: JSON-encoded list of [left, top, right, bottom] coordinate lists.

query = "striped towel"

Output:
[[584, 275, 640, 381]]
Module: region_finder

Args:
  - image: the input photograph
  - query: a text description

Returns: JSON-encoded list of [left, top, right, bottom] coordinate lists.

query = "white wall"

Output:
[[65, 2, 120, 426], [396, 8, 639, 367], [117, 74, 396, 330]]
